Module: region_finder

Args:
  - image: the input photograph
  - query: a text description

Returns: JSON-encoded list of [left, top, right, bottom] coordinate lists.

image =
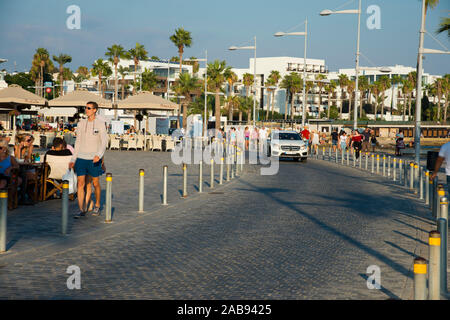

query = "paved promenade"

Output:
[[0, 150, 446, 299]]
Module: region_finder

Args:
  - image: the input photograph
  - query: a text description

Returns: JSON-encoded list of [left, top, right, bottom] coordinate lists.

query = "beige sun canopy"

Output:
[[0, 84, 47, 107], [114, 91, 179, 111], [48, 88, 113, 108]]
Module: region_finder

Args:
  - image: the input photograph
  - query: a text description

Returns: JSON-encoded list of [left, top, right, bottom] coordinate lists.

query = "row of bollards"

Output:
[[318, 147, 448, 299], [0, 142, 244, 254]]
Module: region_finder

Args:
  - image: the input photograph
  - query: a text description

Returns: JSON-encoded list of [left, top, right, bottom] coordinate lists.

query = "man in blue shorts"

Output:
[[69, 101, 108, 218]]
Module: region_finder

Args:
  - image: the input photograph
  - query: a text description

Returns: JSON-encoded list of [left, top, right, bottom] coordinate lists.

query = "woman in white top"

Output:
[[338, 131, 348, 151], [311, 130, 320, 155]]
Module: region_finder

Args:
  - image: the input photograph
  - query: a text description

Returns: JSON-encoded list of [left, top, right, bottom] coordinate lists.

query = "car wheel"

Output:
[[301, 157, 307, 162], [267, 147, 271, 157]]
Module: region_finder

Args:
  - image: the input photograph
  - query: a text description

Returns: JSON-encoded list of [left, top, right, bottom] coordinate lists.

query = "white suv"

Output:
[[267, 130, 308, 162]]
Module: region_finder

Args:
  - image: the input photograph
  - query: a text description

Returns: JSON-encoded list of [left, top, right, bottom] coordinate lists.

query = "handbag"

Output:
[[62, 168, 77, 194]]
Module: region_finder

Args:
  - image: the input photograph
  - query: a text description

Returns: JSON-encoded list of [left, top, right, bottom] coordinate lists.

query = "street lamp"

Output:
[[229, 36, 257, 127], [414, 0, 450, 165], [274, 19, 308, 127], [320, 0, 362, 130], [185, 51, 208, 138]]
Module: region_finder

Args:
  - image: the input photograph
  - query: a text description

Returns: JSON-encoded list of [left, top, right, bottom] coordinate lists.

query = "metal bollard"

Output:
[[382, 156, 386, 177], [376, 155, 380, 174], [371, 154, 375, 174], [414, 164, 420, 193], [322, 146, 325, 160], [410, 162, 415, 191], [365, 153, 368, 171], [353, 150, 356, 167], [335, 148, 338, 163], [399, 160, 404, 185], [0, 190, 6, 253], [436, 184, 445, 219], [413, 257, 428, 300], [428, 230, 441, 300], [388, 156, 391, 177], [62, 180, 69, 235], [341, 149, 344, 165], [393, 158, 397, 182], [432, 177, 438, 214], [162, 165, 168, 205], [182, 163, 188, 198], [346, 150, 349, 166], [235, 151, 239, 177], [438, 197, 448, 295], [210, 159, 215, 189], [138, 169, 145, 213], [105, 173, 112, 223], [220, 157, 224, 185], [329, 146, 332, 160], [425, 171, 430, 205], [403, 160, 408, 187], [199, 160, 203, 193], [419, 167, 424, 200]]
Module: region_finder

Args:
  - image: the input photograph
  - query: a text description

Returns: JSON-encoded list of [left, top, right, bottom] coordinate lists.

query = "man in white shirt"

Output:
[[69, 101, 109, 218], [431, 141, 450, 188]]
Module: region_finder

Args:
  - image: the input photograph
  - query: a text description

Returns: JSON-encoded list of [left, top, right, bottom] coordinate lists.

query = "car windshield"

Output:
[[275, 133, 301, 140]]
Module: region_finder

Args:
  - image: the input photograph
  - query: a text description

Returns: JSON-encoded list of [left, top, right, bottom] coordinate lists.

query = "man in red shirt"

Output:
[[301, 125, 311, 152]]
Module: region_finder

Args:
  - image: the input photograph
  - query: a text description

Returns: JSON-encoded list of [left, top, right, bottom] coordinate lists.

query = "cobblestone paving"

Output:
[[0, 150, 446, 299]]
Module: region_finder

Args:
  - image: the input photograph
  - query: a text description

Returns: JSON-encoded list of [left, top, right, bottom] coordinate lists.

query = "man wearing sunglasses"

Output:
[[69, 101, 108, 218]]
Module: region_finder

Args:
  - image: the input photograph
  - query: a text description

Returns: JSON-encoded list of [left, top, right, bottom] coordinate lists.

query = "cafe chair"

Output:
[[42, 155, 75, 201]]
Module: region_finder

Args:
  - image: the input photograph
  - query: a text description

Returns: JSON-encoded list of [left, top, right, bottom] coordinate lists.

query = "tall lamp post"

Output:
[[229, 36, 257, 127], [274, 18, 308, 127], [320, 0, 361, 130], [414, 0, 450, 164], [185, 50, 208, 138]]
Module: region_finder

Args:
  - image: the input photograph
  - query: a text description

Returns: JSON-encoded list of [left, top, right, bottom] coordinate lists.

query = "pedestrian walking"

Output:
[[69, 101, 109, 218], [395, 129, 405, 156], [331, 128, 339, 152], [362, 128, 371, 153], [370, 131, 377, 153], [338, 130, 348, 151], [431, 141, 450, 190], [351, 130, 363, 159], [311, 130, 320, 155]]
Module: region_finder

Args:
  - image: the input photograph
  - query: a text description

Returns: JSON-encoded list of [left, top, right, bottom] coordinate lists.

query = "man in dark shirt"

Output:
[[44, 137, 72, 162], [362, 128, 371, 153], [331, 129, 339, 152]]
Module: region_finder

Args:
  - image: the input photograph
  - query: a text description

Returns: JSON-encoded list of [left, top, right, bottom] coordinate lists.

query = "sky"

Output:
[[0, 0, 449, 76]]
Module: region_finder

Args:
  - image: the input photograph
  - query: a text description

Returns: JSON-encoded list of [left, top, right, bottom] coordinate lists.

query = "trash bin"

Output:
[[427, 151, 440, 171], [40, 135, 47, 149]]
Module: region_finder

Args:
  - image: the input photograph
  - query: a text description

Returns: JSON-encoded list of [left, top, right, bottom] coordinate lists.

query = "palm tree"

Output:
[[338, 74, 349, 119], [242, 73, 255, 124], [370, 81, 383, 121], [358, 76, 369, 118], [400, 79, 411, 121], [304, 80, 314, 119], [52, 53, 72, 96], [172, 73, 201, 130], [325, 80, 337, 119], [225, 95, 240, 122], [224, 68, 238, 121], [91, 59, 111, 98], [207, 60, 227, 129], [346, 80, 355, 120], [443, 74, 450, 122], [378, 75, 391, 120], [170, 28, 192, 76], [118, 65, 129, 100], [280, 74, 294, 120], [105, 44, 129, 115], [315, 74, 327, 117], [390, 75, 402, 116], [128, 43, 148, 94], [434, 78, 444, 121], [31, 48, 53, 97], [268, 70, 281, 118], [436, 17, 450, 37]]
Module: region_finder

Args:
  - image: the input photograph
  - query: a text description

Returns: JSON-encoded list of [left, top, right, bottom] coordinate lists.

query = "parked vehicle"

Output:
[[267, 130, 308, 162]]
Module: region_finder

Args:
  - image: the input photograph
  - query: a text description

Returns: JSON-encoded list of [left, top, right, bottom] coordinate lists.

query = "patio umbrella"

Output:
[[0, 84, 48, 136], [114, 91, 178, 111], [47, 87, 112, 108]]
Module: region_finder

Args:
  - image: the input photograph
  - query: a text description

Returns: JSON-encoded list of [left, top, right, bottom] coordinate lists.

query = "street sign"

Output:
[[44, 82, 52, 88]]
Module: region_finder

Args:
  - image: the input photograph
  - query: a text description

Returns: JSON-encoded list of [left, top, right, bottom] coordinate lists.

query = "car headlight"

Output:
[[273, 144, 280, 150]]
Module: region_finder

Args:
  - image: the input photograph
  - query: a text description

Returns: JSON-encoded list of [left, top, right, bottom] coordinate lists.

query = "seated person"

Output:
[[45, 137, 73, 160], [14, 134, 36, 204], [0, 139, 21, 190]]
